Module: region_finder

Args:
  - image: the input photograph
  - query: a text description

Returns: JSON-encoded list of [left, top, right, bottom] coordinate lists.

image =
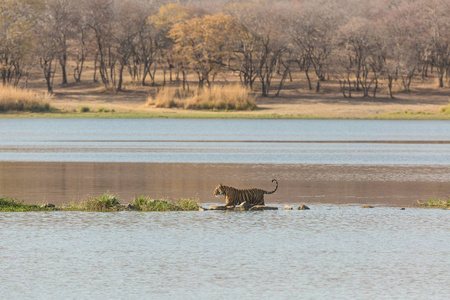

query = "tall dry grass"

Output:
[[0, 85, 53, 112], [147, 84, 256, 111]]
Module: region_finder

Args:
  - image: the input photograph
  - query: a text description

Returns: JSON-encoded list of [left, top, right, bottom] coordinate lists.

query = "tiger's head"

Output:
[[213, 184, 224, 197]]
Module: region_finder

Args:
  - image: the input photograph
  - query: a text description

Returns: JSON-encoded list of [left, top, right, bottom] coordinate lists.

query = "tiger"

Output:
[[213, 179, 278, 207]]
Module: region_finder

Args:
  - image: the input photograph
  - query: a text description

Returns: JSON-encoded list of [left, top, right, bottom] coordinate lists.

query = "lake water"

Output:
[[1, 207, 449, 299], [1, 119, 450, 164], [1, 119, 449, 299], [1, 119, 449, 205]]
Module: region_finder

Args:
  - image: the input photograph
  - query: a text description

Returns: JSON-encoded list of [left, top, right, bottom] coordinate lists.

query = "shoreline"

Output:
[[2, 109, 450, 120]]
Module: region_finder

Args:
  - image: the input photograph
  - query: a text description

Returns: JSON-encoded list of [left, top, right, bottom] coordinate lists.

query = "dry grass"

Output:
[[0, 85, 53, 112], [147, 84, 256, 111], [440, 103, 450, 114]]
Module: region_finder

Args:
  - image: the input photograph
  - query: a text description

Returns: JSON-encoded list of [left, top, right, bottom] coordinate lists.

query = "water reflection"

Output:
[[1, 161, 448, 206]]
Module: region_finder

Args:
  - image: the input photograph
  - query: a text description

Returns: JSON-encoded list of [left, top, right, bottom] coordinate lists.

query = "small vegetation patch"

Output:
[[79, 106, 90, 113], [147, 84, 256, 111], [417, 197, 450, 209], [133, 196, 200, 211], [66, 193, 121, 212], [97, 107, 112, 113], [440, 105, 450, 114], [0, 85, 53, 112]]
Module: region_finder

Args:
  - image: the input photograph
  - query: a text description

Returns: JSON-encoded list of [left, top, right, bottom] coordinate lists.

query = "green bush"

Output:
[[79, 106, 90, 113]]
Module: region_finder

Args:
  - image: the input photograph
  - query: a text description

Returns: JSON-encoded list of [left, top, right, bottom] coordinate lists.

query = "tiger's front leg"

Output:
[[224, 197, 234, 207]]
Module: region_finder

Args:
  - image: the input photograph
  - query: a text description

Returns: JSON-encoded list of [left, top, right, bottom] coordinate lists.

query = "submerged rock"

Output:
[[209, 204, 278, 211], [124, 203, 137, 210], [239, 201, 254, 210], [296, 205, 310, 210], [209, 205, 230, 210], [249, 205, 278, 211]]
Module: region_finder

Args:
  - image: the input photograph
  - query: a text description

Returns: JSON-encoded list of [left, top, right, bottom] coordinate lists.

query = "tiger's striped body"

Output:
[[213, 179, 278, 206]]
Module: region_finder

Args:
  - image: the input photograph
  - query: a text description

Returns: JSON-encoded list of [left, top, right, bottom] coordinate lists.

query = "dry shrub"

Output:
[[147, 84, 256, 111], [0, 85, 53, 112]]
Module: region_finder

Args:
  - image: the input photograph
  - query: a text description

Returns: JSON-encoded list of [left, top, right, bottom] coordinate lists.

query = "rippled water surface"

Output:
[[1, 207, 449, 299], [1, 119, 450, 164]]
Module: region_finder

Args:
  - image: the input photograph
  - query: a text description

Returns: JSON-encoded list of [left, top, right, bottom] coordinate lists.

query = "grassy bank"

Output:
[[3, 109, 450, 120], [0, 194, 200, 212]]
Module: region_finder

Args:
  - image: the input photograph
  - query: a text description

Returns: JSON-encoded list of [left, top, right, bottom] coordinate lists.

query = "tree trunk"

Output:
[[117, 64, 125, 92], [388, 76, 395, 99], [60, 53, 68, 84], [338, 79, 347, 98], [275, 65, 290, 97]]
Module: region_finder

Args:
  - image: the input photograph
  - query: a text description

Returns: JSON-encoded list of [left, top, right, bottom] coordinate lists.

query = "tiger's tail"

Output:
[[265, 179, 278, 194]]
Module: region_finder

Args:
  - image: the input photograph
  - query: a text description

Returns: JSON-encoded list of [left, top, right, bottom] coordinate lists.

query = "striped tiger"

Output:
[[213, 179, 278, 206]]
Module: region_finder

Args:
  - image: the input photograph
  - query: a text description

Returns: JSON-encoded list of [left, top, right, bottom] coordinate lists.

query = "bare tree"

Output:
[[85, 0, 118, 89], [0, 0, 40, 86], [288, 2, 339, 92], [227, 2, 289, 96], [424, 0, 450, 88]]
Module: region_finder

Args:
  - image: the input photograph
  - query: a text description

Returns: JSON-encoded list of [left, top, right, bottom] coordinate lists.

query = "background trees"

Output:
[[0, 0, 42, 86], [169, 14, 239, 87], [2, 0, 450, 97]]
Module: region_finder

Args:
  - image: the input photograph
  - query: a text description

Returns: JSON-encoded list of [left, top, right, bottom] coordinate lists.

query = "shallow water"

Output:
[[1, 207, 449, 299]]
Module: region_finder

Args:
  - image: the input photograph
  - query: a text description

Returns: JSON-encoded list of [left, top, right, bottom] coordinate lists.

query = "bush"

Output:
[[147, 84, 256, 111], [0, 85, 53, 112], [79, 106, 90, 113]]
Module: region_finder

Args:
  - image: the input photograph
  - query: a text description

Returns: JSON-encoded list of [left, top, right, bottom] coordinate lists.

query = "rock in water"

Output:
[[284, 205, 293, 210], [249, 205, 278, 211], [124, 203, 137, 210], [209, 205, 230, 210], [239, 201, 254, 210], [296, 205, 310, 210]]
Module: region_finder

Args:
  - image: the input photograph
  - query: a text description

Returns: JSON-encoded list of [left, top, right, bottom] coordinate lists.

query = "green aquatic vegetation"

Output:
[[417, 197, 450, 209], [0, 197, 55, 212], [69, 193, 122, 212], [132, 196, 200, 211], [0, 194, 200, 212]]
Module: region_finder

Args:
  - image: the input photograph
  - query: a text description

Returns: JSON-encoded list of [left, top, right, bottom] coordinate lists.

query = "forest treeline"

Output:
[[1, 0, 450, 98]]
